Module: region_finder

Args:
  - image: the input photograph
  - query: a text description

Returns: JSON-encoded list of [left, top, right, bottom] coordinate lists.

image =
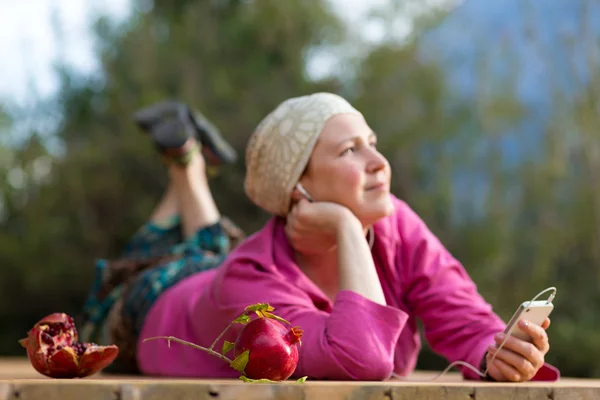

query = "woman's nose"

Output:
[[366, 148, 389, 173]]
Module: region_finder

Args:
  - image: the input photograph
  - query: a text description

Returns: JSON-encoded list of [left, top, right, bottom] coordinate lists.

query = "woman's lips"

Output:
[[366, 183, 387, 191]]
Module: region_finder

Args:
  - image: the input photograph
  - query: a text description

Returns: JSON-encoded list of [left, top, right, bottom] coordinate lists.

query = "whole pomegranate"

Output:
[[19, 313, 119, 378], [143, 303, 306, 383], [233, 317, 303, 381]]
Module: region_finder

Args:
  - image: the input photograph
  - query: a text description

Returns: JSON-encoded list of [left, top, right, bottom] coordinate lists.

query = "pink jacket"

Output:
[[137, 195, 559, 381]]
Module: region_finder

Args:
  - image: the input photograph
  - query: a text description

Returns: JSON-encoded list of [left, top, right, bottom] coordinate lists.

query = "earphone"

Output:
[[296, 182, 314, 202], [391, 286, 557, 382]]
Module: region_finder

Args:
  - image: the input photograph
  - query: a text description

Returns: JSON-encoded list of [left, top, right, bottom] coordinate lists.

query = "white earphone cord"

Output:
[[391, 286, 557, 382]]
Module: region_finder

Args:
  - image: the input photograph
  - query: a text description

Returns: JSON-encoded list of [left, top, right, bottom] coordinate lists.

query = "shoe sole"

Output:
[[186, 107, 238, 165], [133, 101, 238, 166]]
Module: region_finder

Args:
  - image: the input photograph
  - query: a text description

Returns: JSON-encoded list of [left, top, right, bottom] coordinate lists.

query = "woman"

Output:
[[82, 93, 559, 381]]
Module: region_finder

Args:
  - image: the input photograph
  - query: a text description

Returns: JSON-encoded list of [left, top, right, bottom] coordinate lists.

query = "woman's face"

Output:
[[298, 113, 394, 226]]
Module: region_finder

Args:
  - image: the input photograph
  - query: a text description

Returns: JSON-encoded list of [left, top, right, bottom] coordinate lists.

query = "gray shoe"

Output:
[[133, 100, 237, 165]]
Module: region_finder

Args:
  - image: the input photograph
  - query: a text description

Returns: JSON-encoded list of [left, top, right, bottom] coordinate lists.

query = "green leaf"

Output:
[[296, 376, 308, 383], [262, 311, 290, 325], [244, 303, 274, 313], [232, 314, 251, 325], [230, 350, 250, 374], [239, 376, 279, 384], [222, 340, 235, 355]]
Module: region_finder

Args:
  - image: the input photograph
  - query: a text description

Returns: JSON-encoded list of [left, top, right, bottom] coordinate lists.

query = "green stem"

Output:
[[143, 336, 233, 364], [209, 321, 235, 351]]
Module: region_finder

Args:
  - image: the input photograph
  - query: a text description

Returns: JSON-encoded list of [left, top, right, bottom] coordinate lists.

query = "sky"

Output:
[[0, 0, 458, 107], [0, 0, 130, 106]]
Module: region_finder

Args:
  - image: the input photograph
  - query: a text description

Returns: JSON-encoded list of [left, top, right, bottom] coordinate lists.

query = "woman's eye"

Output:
[[340, 147, 355, 156], [370, 142, 377, 148]]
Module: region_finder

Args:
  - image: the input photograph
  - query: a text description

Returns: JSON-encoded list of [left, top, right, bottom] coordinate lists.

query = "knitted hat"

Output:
[[244, 92, 362, 216]]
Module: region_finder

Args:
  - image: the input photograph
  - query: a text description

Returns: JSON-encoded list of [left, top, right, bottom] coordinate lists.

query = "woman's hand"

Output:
[[485, 318, 551, 382], [285, 189, 386, 305], [285, 197, 356, 254]]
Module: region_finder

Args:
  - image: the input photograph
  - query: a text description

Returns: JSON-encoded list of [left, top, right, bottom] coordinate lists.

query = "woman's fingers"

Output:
[[486, 353, 523, 382], [516, 320, 550, 354], [493, 332, 545, 369], [487, 345, 536, 379], [541, 318, 551, 330]]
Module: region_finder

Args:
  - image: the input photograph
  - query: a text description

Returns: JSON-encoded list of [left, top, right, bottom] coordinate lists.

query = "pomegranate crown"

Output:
[[241, 303, 290, 324]]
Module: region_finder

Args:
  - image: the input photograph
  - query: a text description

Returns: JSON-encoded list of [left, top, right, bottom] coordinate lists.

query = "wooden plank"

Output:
[[0, 359, 40, 380], [304, 383, 389, 400], [553, 387, 600, 400], [4, 358, 600, 400], [473, 386, 552, 400], [123, 381, 305, 400], [0, 383, 11, 400], [392, 386, 474, 400], [302, 383, 475, 400], [9, 381, 121, 400], [2, 381, 600, 400]]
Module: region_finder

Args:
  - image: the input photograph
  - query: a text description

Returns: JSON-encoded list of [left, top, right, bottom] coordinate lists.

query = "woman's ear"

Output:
[[288, 187, 304, 214], [290, 186, 304, 203]]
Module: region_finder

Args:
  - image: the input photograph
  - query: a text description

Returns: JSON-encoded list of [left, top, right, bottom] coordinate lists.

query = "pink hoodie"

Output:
[[137, 195, 559, 381]]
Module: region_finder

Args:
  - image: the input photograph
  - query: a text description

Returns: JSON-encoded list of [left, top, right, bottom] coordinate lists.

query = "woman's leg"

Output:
[[169, 143, 221, 239], [120, 146, 230, 341], [122, 182, 183, 260], [124, 128, 230, 259], [148, 181, 179, 226]]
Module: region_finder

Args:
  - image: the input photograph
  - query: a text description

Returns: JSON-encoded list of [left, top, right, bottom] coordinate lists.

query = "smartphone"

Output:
[[503, 300, 554, 342]]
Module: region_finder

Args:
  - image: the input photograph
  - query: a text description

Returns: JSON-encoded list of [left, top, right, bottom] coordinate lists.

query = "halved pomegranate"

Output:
[[19, 313, 119, 378]]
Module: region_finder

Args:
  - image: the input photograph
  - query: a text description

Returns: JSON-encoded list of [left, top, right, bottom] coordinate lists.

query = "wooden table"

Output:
[[1, 357, 599, 399]]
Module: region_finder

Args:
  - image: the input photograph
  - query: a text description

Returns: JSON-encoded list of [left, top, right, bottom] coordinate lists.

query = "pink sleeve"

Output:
[[217, 264, 408, 381], [395, 200, 507, 379], [395, 200, 559, 381]]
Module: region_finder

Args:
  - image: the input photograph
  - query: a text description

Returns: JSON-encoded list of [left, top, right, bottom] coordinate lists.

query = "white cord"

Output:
[[391, 286, 557, 382], [367, 226, 374, 249]]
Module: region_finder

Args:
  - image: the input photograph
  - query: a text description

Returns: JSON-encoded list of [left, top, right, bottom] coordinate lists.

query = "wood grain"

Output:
[[2, 358, 600, 400]]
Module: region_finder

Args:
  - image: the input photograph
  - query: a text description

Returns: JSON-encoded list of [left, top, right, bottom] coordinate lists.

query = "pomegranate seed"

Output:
[[41, 332, 54, 345], [71, 342, 88, 357], [47, 325, 59, 336]]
